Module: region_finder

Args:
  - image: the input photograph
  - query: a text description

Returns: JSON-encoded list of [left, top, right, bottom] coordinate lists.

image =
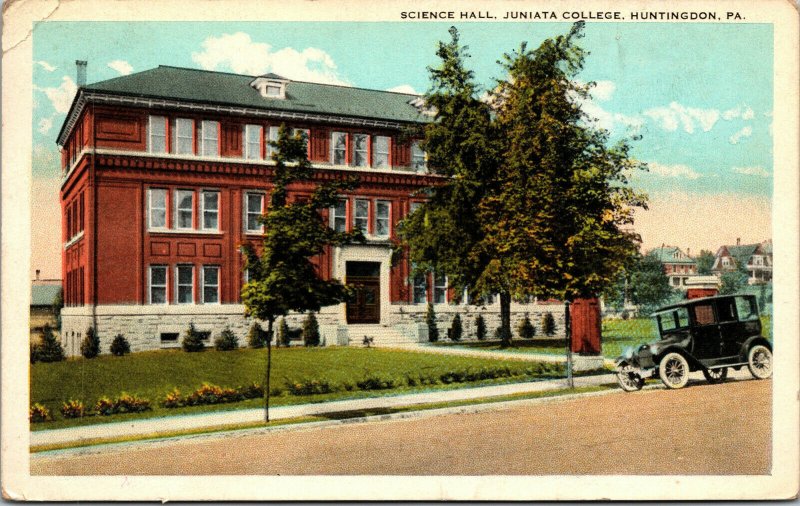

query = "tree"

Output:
[[628, 252, 676, 314], [517, 314, 535, 339], [425, 303, 439, 342], [110, 334, 130, 356], [449, 313, 463, 341], [401, 24, 646, 348], [696, 249, 715, 275], [241, 125, 363, 422], [302, 312, 321, 346], [214, 327, 239, 351], [39, 323, 65, 362], [719, 261, 749, 295], [80, 326, 100, 358], [247, 321, 268, 348], [182, 322, 205, 352], [475, 314, 487, 341]]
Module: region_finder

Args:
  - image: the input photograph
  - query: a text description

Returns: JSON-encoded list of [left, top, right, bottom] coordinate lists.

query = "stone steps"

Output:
[[347, 324, 419, 348]]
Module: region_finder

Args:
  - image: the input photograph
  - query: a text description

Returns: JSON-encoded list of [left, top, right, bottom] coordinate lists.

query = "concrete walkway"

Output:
[[31, 373, 616, 448], [413, 343, 617, 368]]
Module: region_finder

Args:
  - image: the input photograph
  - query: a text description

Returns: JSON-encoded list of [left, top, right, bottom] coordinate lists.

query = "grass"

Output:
[[30, 384, 613, 454], [30, 346, 565, 429]]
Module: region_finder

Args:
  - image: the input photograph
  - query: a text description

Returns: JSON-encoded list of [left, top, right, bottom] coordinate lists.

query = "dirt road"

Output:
[[32, 379, 771, 475]]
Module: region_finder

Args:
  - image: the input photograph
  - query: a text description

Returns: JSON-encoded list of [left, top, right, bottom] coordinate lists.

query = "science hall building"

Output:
[[57, 64, 559, 355]]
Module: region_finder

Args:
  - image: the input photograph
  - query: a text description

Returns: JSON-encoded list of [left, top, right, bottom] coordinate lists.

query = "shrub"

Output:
[[182, 323, 205, 352], [247, 322, 268, 348], [60, 400, 86, 419], [161, 388, 185, 409], [93, 396, 117, 416], [115, 393, 152, 413], [303, 312, 321, 346], [426, 303, 439, 342], [39, 324, 65, 362], [620, 310, 630, 321], [110, 333, 131, 356], [29, 403, 51, 423], [517, 315, 536, 339], [277, 318, 291, 347], [449, 314, 463, 342], [80, 326, 100, 358], [214, 327, 239, 351], [493, 326, 503, 340], [475, 315, 487, 341], [356, 375, 397, 391], [237, 382, 264, 399], [541, 312, 556, 336], [185, 383, 242, 405], [285, 378, 334, 396], [30, 343, 42, 364]]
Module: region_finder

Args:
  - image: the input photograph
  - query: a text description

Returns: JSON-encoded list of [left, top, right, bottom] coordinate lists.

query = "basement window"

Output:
[[160, 332, 179, 343]]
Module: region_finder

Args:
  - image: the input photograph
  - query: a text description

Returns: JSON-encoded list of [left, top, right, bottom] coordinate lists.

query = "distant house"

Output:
[[31, 275, 62, 343], [711, 239, 772, 284], [649, 246, 697, 290]]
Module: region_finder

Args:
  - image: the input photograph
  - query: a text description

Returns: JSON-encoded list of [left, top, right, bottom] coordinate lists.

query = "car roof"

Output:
[[653, 294, 753, 313]]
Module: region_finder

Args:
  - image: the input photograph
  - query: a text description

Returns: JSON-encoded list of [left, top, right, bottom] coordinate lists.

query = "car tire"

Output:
[[702, 367, 728, 384], [659, 352, 690, 389], [747, 345, 773, 379], [616, 365, 645, 392]]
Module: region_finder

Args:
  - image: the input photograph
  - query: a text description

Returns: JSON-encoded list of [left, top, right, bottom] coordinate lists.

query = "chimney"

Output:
[[76, 60, 88, 87], [687, 248, 691, 257], [35, 269, 40, 281], [736, 237, 741, 246]]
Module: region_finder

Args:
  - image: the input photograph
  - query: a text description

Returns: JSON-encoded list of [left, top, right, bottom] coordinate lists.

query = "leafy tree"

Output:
[[39, 323, 65, 362], [400, 24, 645, 348], [182, 323, 205, 352], [80, 326, 100, 358], [475, 314, 487, 341], [241, 125, 363, 421], [110, 334, 131, 356], [425, 303, 439, 342], [302, 312, 321, 346], [695, 249, 716, 275], [628, 252, 675, 314]]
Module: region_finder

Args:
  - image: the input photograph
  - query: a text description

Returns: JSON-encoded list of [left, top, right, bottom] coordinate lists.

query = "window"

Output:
[[354, 199, 369, 232], [693, 303, 716, 326], [433, 273, 447, 304], [409, 201, 423, 214], [266, 126, 280, 160], [374, 200, 390, 237], [330, 199, 347, 233], [160, 333, 179, 343], [175, 190, 194, 229], [176, 265, 194, 304], [411, 141, 426, 170], [149, 266, 168, 304], [266, 85, 281, 97], [202, 266, 220, 304], [245, 193, 264, 233], [244, 124, 263, 160], [148, 116, 167, 153], [374, 136, 390, 168], [331, 132, 346, 165], [413, 272, 427, 304], [79, 192, 85, 232], [201, 120, 219, 157], [718, 299, 737, 322], [201, 191, 219, 230], [353, 134, 369, 167], [174, 118, 194, 155], [736, 296, 759, 322], [658, 308, 689, 331], [148, 188, 168, 229]]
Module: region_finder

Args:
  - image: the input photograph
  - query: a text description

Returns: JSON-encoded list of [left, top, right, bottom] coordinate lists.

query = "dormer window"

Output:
[[250, 73, 289, 100]]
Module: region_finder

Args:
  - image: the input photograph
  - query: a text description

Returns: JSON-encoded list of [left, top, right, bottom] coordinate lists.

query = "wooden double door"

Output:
[[346, 262, 380, 324]]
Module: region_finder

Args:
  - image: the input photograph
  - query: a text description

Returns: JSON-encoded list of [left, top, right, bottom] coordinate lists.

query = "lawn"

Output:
[[30, 346, 564, 429]]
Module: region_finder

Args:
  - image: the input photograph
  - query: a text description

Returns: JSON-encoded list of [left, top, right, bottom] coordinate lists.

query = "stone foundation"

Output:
[[60, 301, 566, 356]]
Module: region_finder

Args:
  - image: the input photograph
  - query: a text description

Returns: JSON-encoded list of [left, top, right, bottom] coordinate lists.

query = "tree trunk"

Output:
[[264, 317, 274, 423], [499, 292, 512, 348]]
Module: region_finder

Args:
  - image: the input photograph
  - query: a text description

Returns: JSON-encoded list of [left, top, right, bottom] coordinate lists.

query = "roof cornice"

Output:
[[57, 91, 423, 147]]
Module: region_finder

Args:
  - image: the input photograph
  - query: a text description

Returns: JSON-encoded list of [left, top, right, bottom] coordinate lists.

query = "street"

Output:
[[32, 378, 771, 475]]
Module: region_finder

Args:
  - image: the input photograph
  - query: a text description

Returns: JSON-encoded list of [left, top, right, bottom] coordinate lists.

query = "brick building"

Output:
[[649, 246, 697, 290], [58, 65, 560, 354]]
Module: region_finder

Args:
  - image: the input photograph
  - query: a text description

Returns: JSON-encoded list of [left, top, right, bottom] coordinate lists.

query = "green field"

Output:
[[30, 346, 564, 429]]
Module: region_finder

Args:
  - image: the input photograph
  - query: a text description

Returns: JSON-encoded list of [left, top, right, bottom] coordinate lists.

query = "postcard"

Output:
[[2, 0, 798, 500]]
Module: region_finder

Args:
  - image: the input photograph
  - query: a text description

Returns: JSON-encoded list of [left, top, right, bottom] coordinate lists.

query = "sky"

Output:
[[31, 21, 773, 279]]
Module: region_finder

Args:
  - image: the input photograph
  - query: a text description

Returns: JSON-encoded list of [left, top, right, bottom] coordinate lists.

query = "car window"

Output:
[[693, 303, 716, 325], [735, 296, 759, 322], [657, 308, 689, 332], [717, 299, 737, 322]]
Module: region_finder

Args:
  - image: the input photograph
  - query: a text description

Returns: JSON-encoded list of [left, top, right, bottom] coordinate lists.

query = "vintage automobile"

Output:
[[615, 294, 772, 391]]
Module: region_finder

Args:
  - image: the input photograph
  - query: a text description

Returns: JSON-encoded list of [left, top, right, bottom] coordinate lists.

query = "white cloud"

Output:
[[191, 32, 349, 86], [387, 84, 419, 95], [34, 76, 78, 114], [589, 80, 616, 101], [729, 125, 752, 144], [741, 107, 755, 120], [646, 161, 702, 180], [644, 102, 720, 134], [108, 60, 134, 75], [732, 166, 770, 178], [580, 100, 643, 134], [35, 60, 57, 72], [38, 117, 54, 135], [722, 104, 755, 121]]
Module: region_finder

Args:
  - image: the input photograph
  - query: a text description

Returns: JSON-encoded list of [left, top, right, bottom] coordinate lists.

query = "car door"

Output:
[[690, 301, 721, 360]]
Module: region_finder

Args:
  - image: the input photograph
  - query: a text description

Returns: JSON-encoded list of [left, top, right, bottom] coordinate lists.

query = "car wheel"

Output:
[[616, 365, 645, 392], [747, 345, 772, 379], [702, 367, 728, 384], [659, 352, 690, 389]]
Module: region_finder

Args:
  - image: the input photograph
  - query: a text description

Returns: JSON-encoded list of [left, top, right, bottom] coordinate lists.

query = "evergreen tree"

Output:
[[39, 323, 65, 362], [110, 334, 131, 356], [247, 321, 268, 348], [302, 312, 321, 346], [449, 313, 463, 341], [541, 312, 556, 336], [517, 315, 536, 339], [475, 314, 487, 341], [214, 327, 239, 351], [182, 322, 205, 352], [80, 326, 100, 358], [241, 125, 364, 421], [425, 303, 439, 342]]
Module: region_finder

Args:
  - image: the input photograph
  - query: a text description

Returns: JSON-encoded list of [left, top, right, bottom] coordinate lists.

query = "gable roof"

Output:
[[31, 284, 61, 306], [76, 65, 427, 125], [648, 246, 695, 265]]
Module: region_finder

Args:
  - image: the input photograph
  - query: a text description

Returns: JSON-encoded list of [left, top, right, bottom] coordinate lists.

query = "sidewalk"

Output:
[[30, 373, 616, 448]]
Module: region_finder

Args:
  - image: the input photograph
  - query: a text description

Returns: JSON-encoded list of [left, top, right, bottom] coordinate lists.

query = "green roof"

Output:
[[649, 247, 696, 265], [83, 66, 429, 125], [724, 244, 760, 264], [31, 285, 61, 306]]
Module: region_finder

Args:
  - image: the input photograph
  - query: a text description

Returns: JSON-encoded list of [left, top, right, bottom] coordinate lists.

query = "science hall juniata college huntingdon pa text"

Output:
[[57, 64, 563, 354]]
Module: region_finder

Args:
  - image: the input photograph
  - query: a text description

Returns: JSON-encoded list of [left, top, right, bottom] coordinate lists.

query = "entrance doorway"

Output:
[[346, 261, 380, 324]]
